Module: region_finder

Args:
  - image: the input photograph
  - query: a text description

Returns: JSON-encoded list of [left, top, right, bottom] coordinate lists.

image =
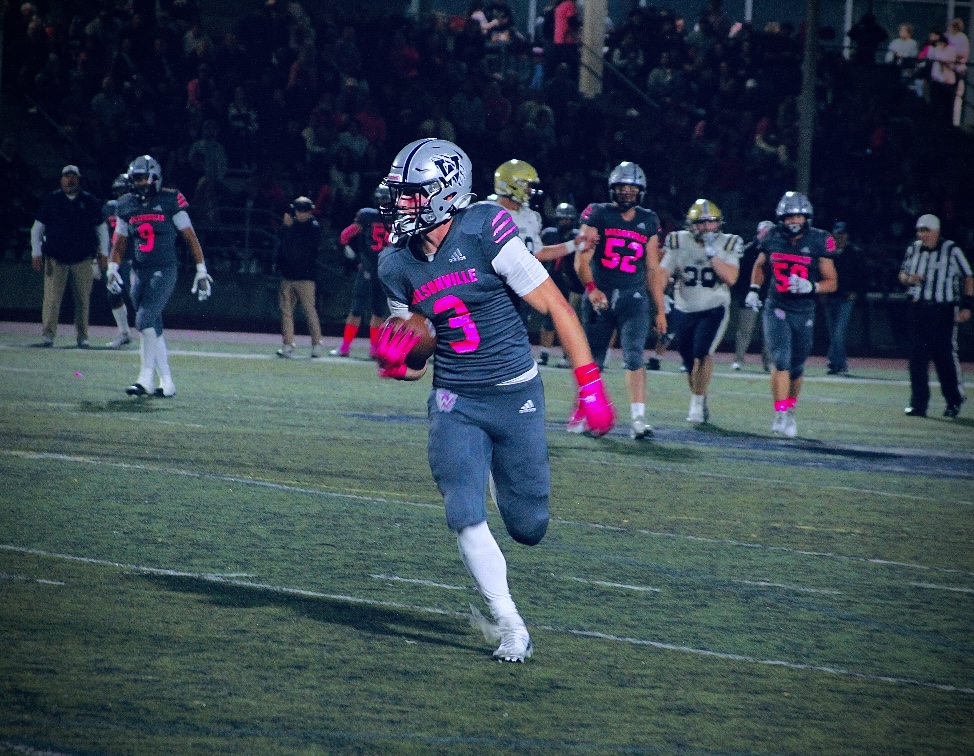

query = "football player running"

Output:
[[575, 161, 663, 439], [107, 155, 212, 397], [747, 191, 837, 437], [375, 138, 614, 663], [658, 199, 743, 423], [103, 173, 133, 349]]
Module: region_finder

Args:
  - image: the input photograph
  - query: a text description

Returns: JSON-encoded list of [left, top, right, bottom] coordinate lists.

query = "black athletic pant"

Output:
[[906, 301, 965, 411]]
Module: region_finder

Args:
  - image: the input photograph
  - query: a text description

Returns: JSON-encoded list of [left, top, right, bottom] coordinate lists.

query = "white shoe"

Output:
[[106, 332, 131, 349], [630, 415, 652, 439], [731, 361, 742, 371], [311, 344, 323, 358], [772, 410, 787, 434], [276, 344, 295, 358], [687, 404, 705, 423], [784, 409, 797, 438], [470, 606, 533, 663]]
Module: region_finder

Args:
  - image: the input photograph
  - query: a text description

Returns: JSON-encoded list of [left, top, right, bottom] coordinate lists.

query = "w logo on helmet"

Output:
[[432, 155, 464, 187]]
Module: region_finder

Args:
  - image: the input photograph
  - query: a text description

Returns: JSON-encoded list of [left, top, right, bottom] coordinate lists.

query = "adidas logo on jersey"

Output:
[[519, 399, 537, 414], [448, 248, 467, 263]]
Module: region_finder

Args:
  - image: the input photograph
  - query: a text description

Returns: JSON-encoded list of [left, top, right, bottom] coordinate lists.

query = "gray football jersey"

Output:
[[115, 189, 188, 269], [661, 230, 742, 312], [378, 203, 536, 389]]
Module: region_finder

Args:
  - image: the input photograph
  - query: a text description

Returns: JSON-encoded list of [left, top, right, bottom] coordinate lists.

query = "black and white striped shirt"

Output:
[[900, 239, 973, 304]]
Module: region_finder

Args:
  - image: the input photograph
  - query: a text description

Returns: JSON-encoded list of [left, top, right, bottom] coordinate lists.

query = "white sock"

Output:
[[154, 334, 172, 382], [112, 305, 130, 335], [457, 521, 519, 623], [138, 328, 157, 388], [690, 395, 704, 411], [631, 402, 645, 420]]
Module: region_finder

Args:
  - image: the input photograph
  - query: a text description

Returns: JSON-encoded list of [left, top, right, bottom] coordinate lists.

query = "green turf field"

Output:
[[1, 331, 972, 755]]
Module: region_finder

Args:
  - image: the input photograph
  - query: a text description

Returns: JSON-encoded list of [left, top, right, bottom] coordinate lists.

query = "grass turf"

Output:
[[1, 331, 972, 755]]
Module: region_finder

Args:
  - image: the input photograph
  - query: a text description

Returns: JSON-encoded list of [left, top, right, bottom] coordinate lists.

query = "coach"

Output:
[[31, 165, 109, 348], [898, 214, 973, 418]]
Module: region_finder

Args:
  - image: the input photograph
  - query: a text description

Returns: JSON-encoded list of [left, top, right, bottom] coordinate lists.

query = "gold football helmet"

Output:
[[686, 199, 723, 241], [493, 159, 541, 206]]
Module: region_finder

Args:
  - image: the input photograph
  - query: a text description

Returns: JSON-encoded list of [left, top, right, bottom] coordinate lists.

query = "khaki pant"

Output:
[[42, 257, 94, 341], [279, 279, 322, 345]]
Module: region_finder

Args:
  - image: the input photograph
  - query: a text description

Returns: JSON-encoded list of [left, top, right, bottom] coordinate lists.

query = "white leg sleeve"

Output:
[[112, 305, 129, 334], [138, 328, 157, 389], [457, 521, 519, 622], [154, 334, 175, 395]]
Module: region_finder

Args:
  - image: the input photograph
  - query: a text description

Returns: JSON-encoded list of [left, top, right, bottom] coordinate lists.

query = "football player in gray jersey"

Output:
[[575, 161, 662, 439], [658, 199, 742, 423], [106, 155, 212, 398], [747, 191, 837, 437], [375, 139, 614, 663]]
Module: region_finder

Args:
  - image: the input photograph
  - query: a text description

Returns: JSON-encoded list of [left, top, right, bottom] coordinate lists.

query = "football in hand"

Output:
[[387, 313, 436, 369]]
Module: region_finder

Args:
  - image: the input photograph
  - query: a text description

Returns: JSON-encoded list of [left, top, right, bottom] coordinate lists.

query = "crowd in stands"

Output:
[[2, 0, 972, 292]]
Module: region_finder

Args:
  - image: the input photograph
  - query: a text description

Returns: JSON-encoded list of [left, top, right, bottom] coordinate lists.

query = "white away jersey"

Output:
[[661, 230, 742, 312]]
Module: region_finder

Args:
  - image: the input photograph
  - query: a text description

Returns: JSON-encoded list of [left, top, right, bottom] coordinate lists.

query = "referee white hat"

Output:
[[916, 214, 940, 231]]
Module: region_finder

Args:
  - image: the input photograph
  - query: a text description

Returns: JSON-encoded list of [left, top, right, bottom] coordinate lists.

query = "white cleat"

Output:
[[630, 415, 652, 440], [731, 361, 742, 371], [106, 332, 131, 349], [772, 410, 787, 435], [311, 344, 323, 358], [276, 344, 295, 358], [470, 606, 533, 663], [687, 397, 706, 424], [784, 408, 797, 438]]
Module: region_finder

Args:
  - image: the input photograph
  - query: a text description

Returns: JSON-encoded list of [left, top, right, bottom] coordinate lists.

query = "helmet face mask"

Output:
[[775, 191, 813, 237], [494, 159, 541, 206], [381, 139, 474, 242], [608, 161, 646, 210], [126, 155, 162, 202], [686, 198, 723, 242]]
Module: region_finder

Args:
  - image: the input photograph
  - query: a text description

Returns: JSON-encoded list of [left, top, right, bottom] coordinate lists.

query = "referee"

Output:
[[898, 214, 973, 418]]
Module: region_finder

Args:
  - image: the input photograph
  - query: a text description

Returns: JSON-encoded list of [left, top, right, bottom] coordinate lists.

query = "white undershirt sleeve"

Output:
[[173, 210, 192, 231], [491, 237, 549, 296], [31, 221, 45, 258], [97, 223, 110, 257]]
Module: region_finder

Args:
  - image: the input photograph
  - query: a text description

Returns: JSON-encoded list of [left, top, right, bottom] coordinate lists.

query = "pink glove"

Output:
[[377, 362, 408, 380], [570, 363, 615, 436], [374, 320, 421, 371]]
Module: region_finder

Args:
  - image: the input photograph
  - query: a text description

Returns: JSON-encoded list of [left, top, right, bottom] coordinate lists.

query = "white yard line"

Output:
[[2, 543, 971, 696]]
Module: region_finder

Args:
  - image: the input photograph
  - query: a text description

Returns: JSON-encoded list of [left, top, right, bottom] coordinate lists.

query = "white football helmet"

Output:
[[776, 191, 813, 237], [608, 161, 646, 210], [380, 139, 475, 242], [127, 155, 163, 202]]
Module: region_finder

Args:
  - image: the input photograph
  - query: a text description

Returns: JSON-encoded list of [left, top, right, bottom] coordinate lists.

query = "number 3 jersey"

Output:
[[114, 189, 190, 270], [661, 230, 742, 312], [759, 226, 835, 312], [378, 202, 547, 390], [580, 203, 660, 292]]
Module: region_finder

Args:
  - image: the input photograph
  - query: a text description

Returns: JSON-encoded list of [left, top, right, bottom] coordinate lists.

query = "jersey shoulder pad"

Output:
[[465, 202, 518, 247]]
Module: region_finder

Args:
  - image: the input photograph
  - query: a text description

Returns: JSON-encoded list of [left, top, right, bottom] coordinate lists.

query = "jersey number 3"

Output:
[[433, 294, 480, 353]]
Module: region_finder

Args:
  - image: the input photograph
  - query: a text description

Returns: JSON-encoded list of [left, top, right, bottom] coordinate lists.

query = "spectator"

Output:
[[885, 22, 918, 67], [31, 165, 109, 348], [847, 13, 887, 65], [923, 33, 960, 126], [187, 118, 228, 189], [226, 85, 259, 168], [946, 18, 969, 126], [821, 222, 867, 375], [276, 197, 324, 359]]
